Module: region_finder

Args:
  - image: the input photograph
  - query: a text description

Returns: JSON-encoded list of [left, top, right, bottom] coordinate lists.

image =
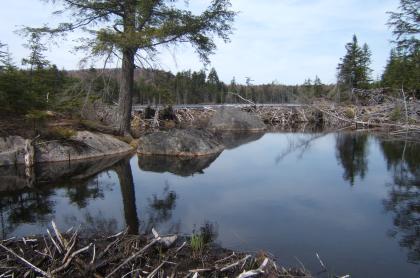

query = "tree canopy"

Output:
[[337, 35, 372, 89], [33, 0, 236, 134], [387, 0, 419, 54], [383, 0, 419, 94]]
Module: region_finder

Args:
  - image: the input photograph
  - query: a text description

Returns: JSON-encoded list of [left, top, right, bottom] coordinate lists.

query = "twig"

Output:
[[0, 244, 51, 278], [47, 229, 62, 254], [105, 238, 158, 278], [215, 252, 236, 264], [315, 253, 327, 270], [220, 255, 251, 272], [51, 244, 92, 274], [147, 262, 165, 278], [51, 221, 65, 248]]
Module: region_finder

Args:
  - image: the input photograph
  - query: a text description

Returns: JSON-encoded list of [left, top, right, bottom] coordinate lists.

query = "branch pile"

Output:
[[0, 222, 310, 278]]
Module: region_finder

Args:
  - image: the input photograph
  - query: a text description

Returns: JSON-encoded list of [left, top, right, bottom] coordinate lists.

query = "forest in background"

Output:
[[0, 0, 418, 115]]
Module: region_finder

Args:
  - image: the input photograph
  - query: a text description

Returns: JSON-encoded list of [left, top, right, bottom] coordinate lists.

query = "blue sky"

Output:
[[0, 0, 399, 85]]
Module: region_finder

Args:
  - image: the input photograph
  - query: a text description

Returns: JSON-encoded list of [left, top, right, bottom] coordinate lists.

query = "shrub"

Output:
[[390, 105, 403, 122]]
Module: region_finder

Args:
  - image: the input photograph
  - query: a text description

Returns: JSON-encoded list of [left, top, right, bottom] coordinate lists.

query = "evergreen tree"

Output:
[[207, 68, 220, 86], [387, 0, 419, 54], [33, 0, 236, 135], [314, 75, 323, 97], [382, 48, 419, 94], [337, 35, 372, 89], [21, 32, 49, 71], [384, 0, 419, 94], [0, 42, 7, 67]]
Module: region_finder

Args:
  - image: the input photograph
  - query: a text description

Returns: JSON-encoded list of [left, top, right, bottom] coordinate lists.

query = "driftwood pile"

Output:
[[0, 222, 310, 278]]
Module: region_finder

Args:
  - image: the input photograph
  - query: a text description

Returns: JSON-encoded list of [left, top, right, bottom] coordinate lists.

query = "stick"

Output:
[[0, 244, 51, 278], [175, 241, 186, 254], [47, 229, 62, 254], [51, 221, 65, 248], [316, 253, 326, 270], [105, 238, 158, 278], [147, 262, 165, 278], [215, 252, 236, 264], [220, 255, 251, 272], [91, 244, 96, 264], [51, 244, 92, 274]]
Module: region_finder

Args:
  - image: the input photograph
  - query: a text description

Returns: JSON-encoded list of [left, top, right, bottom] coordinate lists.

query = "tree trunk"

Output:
[[117, 1, 136, 135], [117, 48, 135, 135]]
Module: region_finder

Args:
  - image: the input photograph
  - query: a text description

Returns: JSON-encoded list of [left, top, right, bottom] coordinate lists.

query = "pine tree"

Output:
[[314, 75, 323, 97], [384, 0, 419, 94], [387, 0, 419, 54], [337, 35, 372, 89], [0, 42, 7, 66], [32, 0, 236, 135], [382, 48, 419, 94], [21, 32, 49, 71]]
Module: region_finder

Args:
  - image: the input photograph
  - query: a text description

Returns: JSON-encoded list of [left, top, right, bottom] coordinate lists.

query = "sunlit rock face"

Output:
[[137, 129, 224, 156], [207, 108, 266, 132], [36, 131, 133, 162]]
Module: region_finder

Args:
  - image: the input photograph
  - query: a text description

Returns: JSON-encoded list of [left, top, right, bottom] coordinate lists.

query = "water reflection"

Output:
[[216, 131, 264, 150], [138, 154, 220, 176], [0, 188, 54, 238], [380, 139, 420, 265], [115, 157, 140, 235], [1, 132, 420, 277], [335, 132, 369, 185], [0, 155, 127, 238], [142, 183, 178, 234]]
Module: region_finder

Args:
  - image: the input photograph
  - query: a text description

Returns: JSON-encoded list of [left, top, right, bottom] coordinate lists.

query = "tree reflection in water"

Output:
[[335, 132, 369, 185], [65, 211, 119, 237], [141, 182, 179, 234], [380, 139, 420, 265], [0, 189, 55, 238]]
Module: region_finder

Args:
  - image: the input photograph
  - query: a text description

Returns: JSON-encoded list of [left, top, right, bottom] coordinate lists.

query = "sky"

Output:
[[0, 0, 399, 85]]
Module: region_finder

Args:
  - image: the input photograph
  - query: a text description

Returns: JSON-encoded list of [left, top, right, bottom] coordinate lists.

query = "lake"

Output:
[[0, 132, 419, 277]]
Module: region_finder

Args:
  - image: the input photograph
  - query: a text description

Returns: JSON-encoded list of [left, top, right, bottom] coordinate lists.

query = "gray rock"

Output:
[[137, 129, 224, 156], [208, 108, 266, 131], [36, 131, 133, 163], [0, 136, 26, 166]]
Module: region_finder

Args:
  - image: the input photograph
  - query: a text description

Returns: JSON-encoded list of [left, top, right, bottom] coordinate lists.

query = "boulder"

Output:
[[207, 108, 266, 131], [0, 136, 26, 166], [137, 129, 224, 156], [36, 131, 133, 163]]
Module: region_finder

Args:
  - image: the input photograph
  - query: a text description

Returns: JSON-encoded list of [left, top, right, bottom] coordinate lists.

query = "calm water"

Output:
[[0, 132, 419, 277]]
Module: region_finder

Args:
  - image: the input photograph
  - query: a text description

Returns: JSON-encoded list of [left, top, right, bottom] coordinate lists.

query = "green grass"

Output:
[[190, 233, 205, 257]]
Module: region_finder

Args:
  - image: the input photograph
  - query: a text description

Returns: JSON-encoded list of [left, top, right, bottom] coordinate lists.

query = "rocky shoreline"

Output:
[[1, 100, 419, 167]]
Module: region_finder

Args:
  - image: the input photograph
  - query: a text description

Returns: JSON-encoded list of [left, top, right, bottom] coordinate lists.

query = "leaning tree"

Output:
[[31, 0, 236, 135]]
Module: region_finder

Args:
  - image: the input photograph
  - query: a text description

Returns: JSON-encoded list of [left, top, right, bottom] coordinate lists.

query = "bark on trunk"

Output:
[[117, 49, 135, 135], [117, 1, 136, 135]]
